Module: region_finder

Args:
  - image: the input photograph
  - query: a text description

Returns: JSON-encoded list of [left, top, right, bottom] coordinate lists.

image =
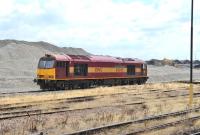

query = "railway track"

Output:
[[0, 85, 141, 95], [0, 80, 191, 96], [0, 87, 159, 96], [0, 84, 194, 112], [0, 89, 47, 96], [176, 80, 200, 84], [0, 88, 191, 108], [1, 80, 199, 96], [64, 107, 200, 135], [0, 88, 176, 111], [0, 95, 97, 108], [1, 89, 200, 121], [124, 115, 200, 135], [0, 83, 151, 95], [0, 101, 144, 120]]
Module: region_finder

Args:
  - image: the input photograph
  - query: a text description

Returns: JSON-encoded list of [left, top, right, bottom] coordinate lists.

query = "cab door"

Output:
[[66, 62, 69, 77], [56, 61, 69, 79]]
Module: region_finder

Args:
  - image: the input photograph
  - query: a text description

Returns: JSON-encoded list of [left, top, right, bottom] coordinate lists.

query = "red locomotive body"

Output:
[[36, 54, 148, 90]]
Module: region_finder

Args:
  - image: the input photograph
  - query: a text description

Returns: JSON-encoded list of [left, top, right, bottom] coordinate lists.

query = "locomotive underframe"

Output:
[[36, 77, 148, 90]]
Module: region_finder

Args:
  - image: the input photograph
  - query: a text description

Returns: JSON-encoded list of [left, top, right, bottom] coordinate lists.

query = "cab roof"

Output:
[[45, 54, 145, 64]]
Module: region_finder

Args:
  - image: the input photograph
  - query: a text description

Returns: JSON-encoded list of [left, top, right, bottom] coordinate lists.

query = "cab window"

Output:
[[38, 60, 54, 69], [142, 64, 146, 69]]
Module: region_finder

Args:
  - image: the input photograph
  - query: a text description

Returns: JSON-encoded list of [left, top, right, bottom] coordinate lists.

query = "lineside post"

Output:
[[189, 0, 194, 107]]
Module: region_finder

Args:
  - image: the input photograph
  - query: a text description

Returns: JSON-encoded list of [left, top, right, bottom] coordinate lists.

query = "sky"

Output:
[[0, 0, 199, 60]]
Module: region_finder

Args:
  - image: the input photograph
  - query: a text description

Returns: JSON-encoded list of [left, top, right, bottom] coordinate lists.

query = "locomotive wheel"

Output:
[[137, 80, 142, 85]]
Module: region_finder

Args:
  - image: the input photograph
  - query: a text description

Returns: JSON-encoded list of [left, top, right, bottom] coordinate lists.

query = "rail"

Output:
[[64, 107, 200, 135]]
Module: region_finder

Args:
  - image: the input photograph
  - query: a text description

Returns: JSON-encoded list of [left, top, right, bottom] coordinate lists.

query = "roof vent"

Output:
[[45, 54, 52, 57], [116, 57, 122, 60], [123, 58, 135, 61]]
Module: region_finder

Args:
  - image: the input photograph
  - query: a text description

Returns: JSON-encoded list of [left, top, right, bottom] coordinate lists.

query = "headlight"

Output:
[[37, 75, 44, 78], [49, 75, 54, 78]]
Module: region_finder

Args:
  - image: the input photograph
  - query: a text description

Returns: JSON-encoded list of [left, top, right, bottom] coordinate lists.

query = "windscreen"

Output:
[[38, 60, 55, 69]]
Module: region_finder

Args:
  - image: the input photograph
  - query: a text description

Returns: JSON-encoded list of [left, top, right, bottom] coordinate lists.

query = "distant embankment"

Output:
[[146, 58, 200, 68]]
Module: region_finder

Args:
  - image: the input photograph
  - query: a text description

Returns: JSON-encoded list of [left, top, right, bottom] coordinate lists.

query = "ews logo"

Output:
[[95, 67, 103, 72]]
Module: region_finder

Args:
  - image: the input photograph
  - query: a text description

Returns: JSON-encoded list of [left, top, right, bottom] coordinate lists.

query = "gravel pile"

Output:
[[0, 40, 91, 92]]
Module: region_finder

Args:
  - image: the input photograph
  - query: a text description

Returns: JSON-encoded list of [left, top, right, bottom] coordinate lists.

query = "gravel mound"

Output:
[[0, 42, 51, 78], [0, 39, 91, 55]]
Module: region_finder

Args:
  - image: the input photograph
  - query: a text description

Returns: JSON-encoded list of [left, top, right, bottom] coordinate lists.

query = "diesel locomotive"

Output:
[[35, 54, 148, 90]]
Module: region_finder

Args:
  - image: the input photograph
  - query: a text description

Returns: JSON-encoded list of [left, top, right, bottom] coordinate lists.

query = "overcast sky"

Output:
[[0, 0, 199, 60]]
